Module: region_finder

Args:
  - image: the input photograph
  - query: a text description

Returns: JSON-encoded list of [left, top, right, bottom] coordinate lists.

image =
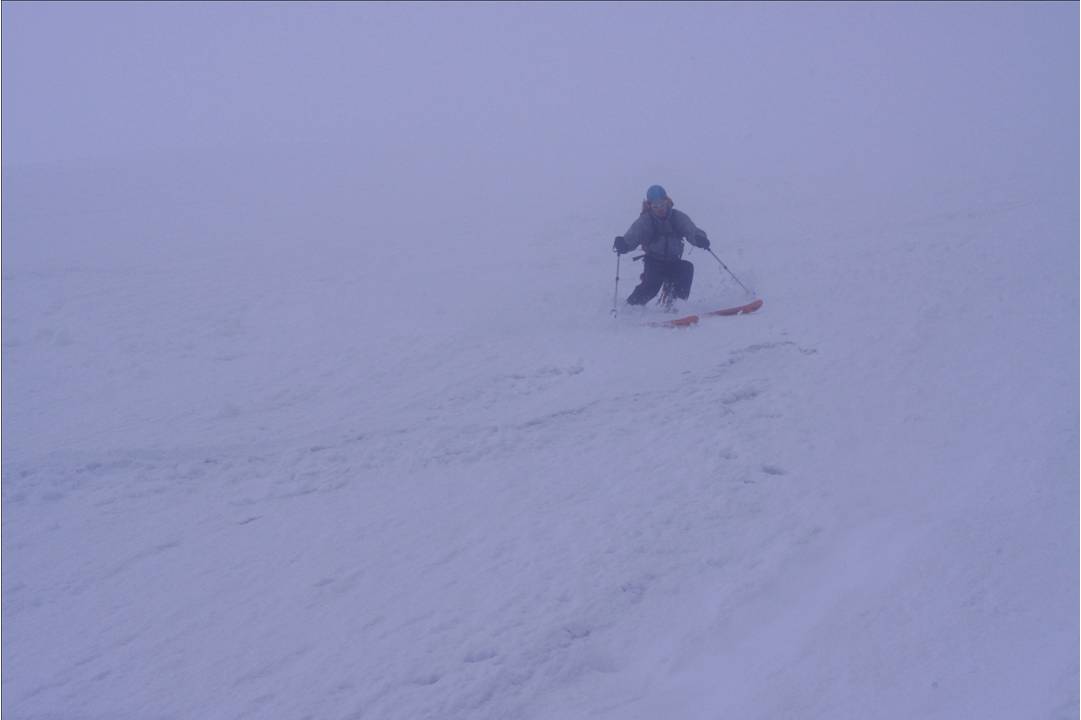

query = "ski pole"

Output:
[[708, 249, 753, 296], [611, 250, 621, 317]]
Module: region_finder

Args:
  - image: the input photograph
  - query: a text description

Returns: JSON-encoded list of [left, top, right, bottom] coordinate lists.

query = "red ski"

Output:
[[704, 298, 763, 317], [647, 298, 763, 328], [647, 314, 699, 328]]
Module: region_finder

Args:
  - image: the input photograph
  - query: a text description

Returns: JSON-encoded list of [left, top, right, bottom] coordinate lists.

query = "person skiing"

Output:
[[613, 184, 711, 307]]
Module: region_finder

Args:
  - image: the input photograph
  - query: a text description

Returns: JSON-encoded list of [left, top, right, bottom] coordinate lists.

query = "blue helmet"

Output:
[[646, 185, 668, 202]]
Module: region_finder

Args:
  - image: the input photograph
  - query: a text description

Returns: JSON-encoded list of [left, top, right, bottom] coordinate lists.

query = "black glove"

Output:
[[613, 236, 630, 254], [693, 229, 711, 250]]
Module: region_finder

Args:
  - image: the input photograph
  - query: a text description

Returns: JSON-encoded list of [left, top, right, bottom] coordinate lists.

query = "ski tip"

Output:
[[705, 298, 763, 317], [743, 298, 764, 313]]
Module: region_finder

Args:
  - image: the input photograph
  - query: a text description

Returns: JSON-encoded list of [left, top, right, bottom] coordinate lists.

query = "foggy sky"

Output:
[[5, 2, 1076, 176]]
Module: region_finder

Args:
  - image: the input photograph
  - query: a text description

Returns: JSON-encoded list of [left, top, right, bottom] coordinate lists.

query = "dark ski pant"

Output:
[[627, 257, 694, 305]]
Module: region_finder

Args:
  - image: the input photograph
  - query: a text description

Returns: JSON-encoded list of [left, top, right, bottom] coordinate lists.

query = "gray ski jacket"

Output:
[[622, 206, 704, 262]]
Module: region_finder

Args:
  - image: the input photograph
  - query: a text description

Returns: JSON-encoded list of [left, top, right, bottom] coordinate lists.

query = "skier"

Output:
[[612, 184, 711, 307]]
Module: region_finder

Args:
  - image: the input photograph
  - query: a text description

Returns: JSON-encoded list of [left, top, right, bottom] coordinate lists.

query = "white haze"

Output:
[[3, 2, 1078, 719]]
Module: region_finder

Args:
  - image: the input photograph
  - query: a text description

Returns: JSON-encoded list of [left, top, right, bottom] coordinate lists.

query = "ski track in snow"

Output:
[[4, 299, 819, 718]]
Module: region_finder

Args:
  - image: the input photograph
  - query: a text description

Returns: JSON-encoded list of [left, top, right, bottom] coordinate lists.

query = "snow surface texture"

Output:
[[3, 3, 1078, 719]]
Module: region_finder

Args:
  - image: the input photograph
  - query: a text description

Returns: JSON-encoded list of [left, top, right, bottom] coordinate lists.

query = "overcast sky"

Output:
[[3, 2, 1075, 170]]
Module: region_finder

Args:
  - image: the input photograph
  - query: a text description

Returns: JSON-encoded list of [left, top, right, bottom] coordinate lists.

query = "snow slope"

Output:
[[3, 3, 1077, 719]]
